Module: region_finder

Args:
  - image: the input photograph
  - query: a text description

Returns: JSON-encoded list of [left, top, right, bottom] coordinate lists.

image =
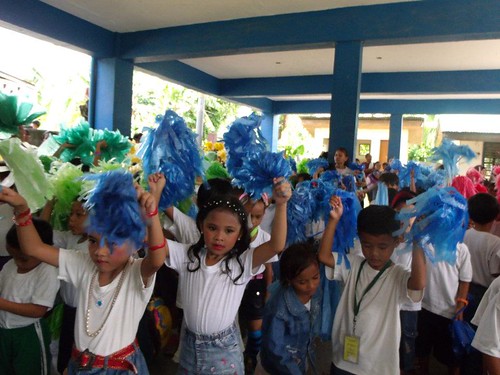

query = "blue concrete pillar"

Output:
[[89, 57, 134, 136], [328, 41, 363, 164], [388, 113, 403, 160], [261, 112, 279, 152]]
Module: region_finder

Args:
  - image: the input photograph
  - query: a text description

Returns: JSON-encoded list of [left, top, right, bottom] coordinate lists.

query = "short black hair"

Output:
[[379, 172, 399, 187], [6, 217, 54, 249], [280, 243, 319, 286], [357, 205, 400, 236], [468, 193, 499, 225]]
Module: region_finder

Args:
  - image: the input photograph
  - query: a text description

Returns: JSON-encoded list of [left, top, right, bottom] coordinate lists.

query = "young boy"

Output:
[[464, 193, 500, 318], [318, 199, 426, 375], [0, 218, 60, 374]]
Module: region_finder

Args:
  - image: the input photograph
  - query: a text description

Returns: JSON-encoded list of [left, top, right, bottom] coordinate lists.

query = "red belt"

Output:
[[71, 339, 138, 373]]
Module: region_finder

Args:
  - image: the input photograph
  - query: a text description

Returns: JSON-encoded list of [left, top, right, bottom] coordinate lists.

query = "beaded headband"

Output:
[[203, 199, 246, 220]]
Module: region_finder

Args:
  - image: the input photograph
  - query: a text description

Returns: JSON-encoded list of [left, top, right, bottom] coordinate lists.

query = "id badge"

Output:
[[343, 335, 360, 364]]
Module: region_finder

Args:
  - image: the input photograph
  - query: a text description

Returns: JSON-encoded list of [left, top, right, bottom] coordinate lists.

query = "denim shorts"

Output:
[[179, 322, 244, 374]]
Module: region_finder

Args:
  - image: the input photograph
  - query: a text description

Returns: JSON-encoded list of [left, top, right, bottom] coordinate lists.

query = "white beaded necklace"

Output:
[[85, 262, 128, 337]]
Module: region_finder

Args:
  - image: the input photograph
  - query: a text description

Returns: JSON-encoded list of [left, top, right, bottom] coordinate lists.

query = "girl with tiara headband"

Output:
[[0, 170, 167, 374], [165, 177, 291, 374]]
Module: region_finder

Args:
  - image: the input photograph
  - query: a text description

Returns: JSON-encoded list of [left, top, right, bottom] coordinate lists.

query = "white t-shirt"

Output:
[[0, 260, 59, 328], [326, 254, 421, 375], [471, 276, 500, 357], [58, 250, 155, 356], [53, 231, 89, 307], [163, 207, 200, 245], [251, 227, 278, 263], [259, 204, 275, 235], [166, 240, 264, 334], [422, 243, 473, 319], [0, 204, 14, 257], [391, 244, 422, 311], [463, 228, 500, 287]]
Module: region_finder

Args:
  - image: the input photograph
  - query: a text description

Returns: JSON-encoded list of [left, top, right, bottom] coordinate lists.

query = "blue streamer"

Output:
[[232, 151, 292, 198], [138, 110, 203, 210], [390, 159, 404, 174], [374, 182, 389, 206], [429, 139, 476, 185], [396, 186, 468, 264], [306, 158, 329, 175], [288, 157, 297, 174], [286, 182, 313, 245], [82, 170, 146, 253], [398, 161, 421, 188]]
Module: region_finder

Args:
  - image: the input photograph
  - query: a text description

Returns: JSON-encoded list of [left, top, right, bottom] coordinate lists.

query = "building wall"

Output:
[[298, 117, 424, 163]]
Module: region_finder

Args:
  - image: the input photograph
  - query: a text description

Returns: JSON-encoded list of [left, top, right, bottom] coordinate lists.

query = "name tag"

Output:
[[343, 335, 360, 364]]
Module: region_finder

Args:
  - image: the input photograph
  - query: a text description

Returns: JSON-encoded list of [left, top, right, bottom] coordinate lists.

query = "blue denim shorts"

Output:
[[399, 310, 418, 371], [179, 322, 244, 374]]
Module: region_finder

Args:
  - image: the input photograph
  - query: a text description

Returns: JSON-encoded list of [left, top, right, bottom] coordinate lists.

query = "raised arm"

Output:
[[407, 243, 426, 291], [317, 195, 343, 269], [148, 172, 174, 221], [252, 178, 291, 268], [137, 184, 168, 283], [0, 187, 59, 267]]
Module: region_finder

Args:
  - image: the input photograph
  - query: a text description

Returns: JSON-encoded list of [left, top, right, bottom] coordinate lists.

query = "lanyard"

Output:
[[352, 260, 392, 333]]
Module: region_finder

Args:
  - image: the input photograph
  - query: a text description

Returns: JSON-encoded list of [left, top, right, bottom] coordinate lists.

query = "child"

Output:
[[415, 243, 472, 375], [318, 199, 426, 375], [165, 178, 291, 374], [0, 171, 167, 374], [333, 147, 353, 176], [463, 193, 500, 319], [0, 218, 60, 375], [258, 243, 321, 375], [471, 275, 500, 374], [238, 195, 276, 373]]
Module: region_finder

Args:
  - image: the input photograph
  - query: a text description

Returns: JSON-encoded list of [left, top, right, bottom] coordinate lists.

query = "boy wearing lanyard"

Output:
[[318, 199, 426, 375]]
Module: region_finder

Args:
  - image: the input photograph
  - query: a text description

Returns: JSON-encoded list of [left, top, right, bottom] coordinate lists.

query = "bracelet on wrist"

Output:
[[146, 207, 158, 217], [13, 213, 33, 226], [456, 298, 468, 306], [149, 237, 166, 251], [15, 208, 31, 219], [94, 151, 101, 156]]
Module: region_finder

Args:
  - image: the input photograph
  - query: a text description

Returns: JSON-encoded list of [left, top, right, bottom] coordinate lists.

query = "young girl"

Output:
[[257, 243, 322, 375], [334, 147, 353, 176], [165, 177, 291, 374], [0, 170, 167, 374]]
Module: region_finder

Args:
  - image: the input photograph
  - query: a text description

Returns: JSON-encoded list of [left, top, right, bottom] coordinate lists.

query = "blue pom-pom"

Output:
[[138, 110, 203, 210], [306, 158, 329, 175], [288, 157, 297, 173], [429, 139, 476, 185], [286, 182, 313, 245], [341, 175, 357, 192], [374, 182, 389, 206], [223, 113, 268, 177], [82, 170, 146, 253], [396, 186, 468, 264], [398, 161, 421, 188], [232, 151, 292, 198]]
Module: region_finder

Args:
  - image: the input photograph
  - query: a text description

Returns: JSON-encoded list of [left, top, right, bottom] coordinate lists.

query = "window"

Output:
[[358, 143, 371, 156]]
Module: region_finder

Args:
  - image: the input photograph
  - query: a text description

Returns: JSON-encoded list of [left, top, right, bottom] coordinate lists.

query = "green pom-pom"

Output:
[[0, 138, 53, 210], [39, 155, 56, 173], [53, 122, 94, 165], [48, 163, 84, 231], [205, 161, 230, 180], [0, 93, 46, 136], [92, 129, 132, 163]]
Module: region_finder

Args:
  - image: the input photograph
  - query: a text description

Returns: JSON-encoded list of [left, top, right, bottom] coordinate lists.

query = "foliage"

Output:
[[132, 72, 239, 138], [408, 143, 433, 161]]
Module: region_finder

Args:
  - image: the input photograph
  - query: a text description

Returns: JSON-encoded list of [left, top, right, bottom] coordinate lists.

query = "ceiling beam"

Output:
[[273, 99, 500, 115], [221, 70, 500, 97], [0, 0, 115, 57], [119, 0, 500, 62]]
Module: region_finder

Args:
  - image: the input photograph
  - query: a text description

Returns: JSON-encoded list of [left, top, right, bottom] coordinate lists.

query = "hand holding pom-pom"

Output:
[[147, 172, 166, 206], [0, 186, 29, 212], [272, 177, 291, 204], [329, 195, 343, 222]]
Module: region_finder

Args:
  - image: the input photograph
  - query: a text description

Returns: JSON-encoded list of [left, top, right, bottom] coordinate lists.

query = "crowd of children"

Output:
[[0, 110, 499, 375]]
